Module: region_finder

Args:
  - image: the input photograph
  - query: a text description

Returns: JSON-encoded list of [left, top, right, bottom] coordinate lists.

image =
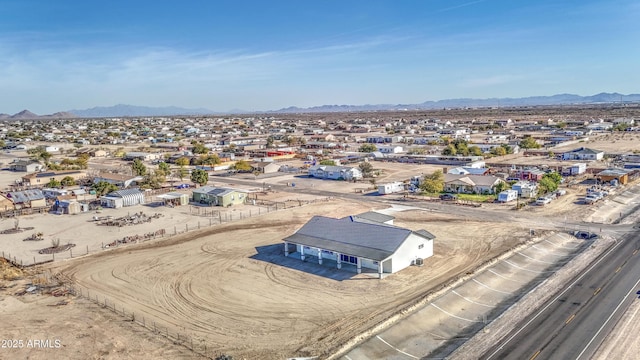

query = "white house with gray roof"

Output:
[[282, 214, 434, 278], [308, 165, 362, 181]]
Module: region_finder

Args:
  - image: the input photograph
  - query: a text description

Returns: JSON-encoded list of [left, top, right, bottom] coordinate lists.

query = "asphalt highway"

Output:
[[482, 230, 640, 360]]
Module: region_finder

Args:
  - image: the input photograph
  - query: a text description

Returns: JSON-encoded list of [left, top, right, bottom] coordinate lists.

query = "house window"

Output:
[[340, 254, 357, 264], [418, 244, 424, 249]]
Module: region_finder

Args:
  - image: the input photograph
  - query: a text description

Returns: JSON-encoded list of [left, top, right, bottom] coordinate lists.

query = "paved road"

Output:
[[482, 231, 640, 360], [211, 175, 637, 235]]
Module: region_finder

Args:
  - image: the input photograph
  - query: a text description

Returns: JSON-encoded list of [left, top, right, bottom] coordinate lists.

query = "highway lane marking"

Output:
[[565, 314, 576, 324], [344, 355, 353, 360], [593, 287, 601, 296], [633, 249, 638, 255], [472, 279, 512, 295], [430, 303, 482, 323], [516, 251, 555, 264], [616, 266, 622, 273], [488, 269, 527, 283], [452, 290, 494, 308], [375, 335, 419, 359], [502, 260, 549, 274], [530, 350, 541, 360], [575, 276, 640, 360], [484, 238, 626, 360]]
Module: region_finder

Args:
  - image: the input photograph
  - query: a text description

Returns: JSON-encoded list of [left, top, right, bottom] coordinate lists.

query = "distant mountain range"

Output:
[[2, 93, 639, 119], [0, 109, 76, 120], [68, 104, 215, 117], [273, 92, 640, 113]]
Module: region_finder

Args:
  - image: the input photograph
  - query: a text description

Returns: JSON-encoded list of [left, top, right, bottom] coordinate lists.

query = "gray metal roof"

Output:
[[283, 216, 432, 261], [7, 189, 45, 203], [415, 229, 436, 240], [107, 188, 144, 198], [347, 211, 395, 224]]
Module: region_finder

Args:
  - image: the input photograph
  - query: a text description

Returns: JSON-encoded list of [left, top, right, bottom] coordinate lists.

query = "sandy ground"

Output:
[[1, 137, 638, 360], [12, 200, 530, 360]]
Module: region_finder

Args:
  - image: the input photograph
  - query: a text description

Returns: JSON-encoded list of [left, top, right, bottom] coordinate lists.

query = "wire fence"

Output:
[[48, 271, 223, 359], [1, 197, 333, 268]]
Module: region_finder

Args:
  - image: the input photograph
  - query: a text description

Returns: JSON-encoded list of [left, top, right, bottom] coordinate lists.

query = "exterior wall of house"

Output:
[[390, 234, 433, 273], [29, 198, 47, 208], [220, 191, 246, 206]]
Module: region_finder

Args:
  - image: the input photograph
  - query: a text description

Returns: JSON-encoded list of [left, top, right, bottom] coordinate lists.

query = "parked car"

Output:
[[584, 195, 600, 204], [535, 197, 552, 206], [439, 194, 458, 201], [555, 189, 567, 196]]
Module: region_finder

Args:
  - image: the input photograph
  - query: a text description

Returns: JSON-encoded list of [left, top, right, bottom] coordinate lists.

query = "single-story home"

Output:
[[6, 189, 47, 209], [157, 192, 189, 206], [93, 172, 144, 189], [10, 160, 44, 173], [443, 174, 505, 194], [282, 214, 435, 278], [559, 147, 604, 161], [597, 168, 631, 185], [251, 161, 281, 174], [21, 170, 86, 187], [192, 186, 247, 207], [0, 194, 15, 212], [511, 181, 538, 198], [308, 165, 362, 181]]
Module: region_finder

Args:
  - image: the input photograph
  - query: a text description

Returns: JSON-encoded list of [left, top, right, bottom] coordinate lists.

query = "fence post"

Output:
[[70, 249, 73, 258], [86, 245, 89, 255]]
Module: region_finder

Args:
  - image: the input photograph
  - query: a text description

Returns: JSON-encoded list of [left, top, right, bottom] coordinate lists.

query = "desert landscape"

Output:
[[1, 112, 640, 359]]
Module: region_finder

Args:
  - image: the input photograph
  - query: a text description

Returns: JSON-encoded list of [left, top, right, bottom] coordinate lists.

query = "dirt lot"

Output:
[[3, 199, 527, 360]]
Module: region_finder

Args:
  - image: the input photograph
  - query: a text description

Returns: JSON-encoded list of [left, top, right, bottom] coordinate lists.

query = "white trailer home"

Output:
[[498, 189, 518, 203], [378, 182, 405, 195]]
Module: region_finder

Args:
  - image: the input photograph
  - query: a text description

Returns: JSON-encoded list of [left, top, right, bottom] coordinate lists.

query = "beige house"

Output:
[[21, 170, 86, 187]]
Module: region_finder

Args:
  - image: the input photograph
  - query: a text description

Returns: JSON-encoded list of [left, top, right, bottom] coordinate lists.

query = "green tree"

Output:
[[442, 144, 457, 156], [158, 161, 171, 174], [175, 157, 191, 167], [358, 143, 377, 153], [493, 181, 509, 194], [60, 176, 76, 186], [538, 172, 562, 194], [92, 181, 118, 196], [232, 160, 252, 172], [47, 178, 61, 188], [192, 142, 209, 154], [420, 170, 445, 194], [190, 169, 209, 186], [131, 159, 147, 176], [175, 167, 189, 181], [266, 136, 275, 148], [468, 145, 483, 156], [358, 162, 374, 177], [491, 146, 507, 156], [200, 154, 221, 166], [454, 140, 470, 156], [319, 159, 336, 166], [519, 136, 541, 149]]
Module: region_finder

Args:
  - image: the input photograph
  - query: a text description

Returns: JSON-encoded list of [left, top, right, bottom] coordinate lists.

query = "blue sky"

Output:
[[1, 0, 639, 114]]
